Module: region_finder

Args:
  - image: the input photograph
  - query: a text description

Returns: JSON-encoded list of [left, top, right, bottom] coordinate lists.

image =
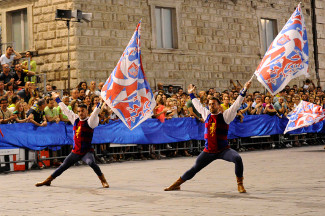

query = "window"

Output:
[[260, 18, 277, 54], [155, 7, 176, 49], [7, 9, 29, 52]]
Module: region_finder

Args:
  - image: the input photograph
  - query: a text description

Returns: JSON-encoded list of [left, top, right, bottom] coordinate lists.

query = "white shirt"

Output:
[[59, 100, 101, 129], [0, 54, 15, 66], [192, 95, 244, 124], [86, 89, 101, 96]]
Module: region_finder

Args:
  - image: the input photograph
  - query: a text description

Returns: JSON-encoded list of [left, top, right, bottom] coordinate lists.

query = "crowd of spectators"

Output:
[[1, 45, 324, 163]]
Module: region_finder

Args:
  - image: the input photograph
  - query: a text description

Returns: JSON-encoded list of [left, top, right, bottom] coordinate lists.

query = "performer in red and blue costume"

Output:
[[165, 81, 251, 193], [35, 92, 109, 188]]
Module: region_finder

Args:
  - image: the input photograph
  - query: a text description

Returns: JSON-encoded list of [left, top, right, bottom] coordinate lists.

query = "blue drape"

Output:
[[0, 115, 323, 150]]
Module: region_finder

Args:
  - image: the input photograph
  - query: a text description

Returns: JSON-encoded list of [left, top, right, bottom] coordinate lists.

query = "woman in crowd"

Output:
[[77, 81, 88, 91], [12, 101, 29, 123], [91, 95, 100, 112], [154, 96, 167, 123]]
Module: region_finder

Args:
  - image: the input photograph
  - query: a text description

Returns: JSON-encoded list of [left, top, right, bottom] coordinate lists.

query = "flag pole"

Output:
[[248, 74, 255, 82]]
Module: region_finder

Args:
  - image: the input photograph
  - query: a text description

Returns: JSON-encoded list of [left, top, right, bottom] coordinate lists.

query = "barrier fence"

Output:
[[1, 116, 325, 172]]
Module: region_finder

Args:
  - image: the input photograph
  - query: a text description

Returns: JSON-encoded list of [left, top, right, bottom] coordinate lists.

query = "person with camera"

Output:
[[164, 81, 251, 193]]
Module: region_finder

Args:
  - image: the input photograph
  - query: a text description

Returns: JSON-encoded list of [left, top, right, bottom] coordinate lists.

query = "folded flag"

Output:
[[255, 3, 309, 95], [101, 21, 156, 130], [284, 101, 325, 134]]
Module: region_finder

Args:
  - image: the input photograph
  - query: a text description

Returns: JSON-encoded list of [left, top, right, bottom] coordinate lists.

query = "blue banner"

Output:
[[0, 115, 324, 150]]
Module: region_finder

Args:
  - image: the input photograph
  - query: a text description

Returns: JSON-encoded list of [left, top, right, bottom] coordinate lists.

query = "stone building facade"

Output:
[[0, 0, 324, 93]]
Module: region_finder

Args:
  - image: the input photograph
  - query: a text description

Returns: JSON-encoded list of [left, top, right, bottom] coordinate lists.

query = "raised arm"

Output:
[[88, 101, 103, 129], [223, 81, 251, 124], [188, 84, 210, 121], [52, 92, 78, 125]]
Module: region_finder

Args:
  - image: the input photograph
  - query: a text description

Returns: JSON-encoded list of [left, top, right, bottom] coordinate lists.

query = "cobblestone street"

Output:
[[1, 145, 325, 216]]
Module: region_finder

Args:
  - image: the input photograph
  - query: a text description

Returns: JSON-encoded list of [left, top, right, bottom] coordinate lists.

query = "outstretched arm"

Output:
[[52, 92, 78, 125], [87, 98, 103, 129], [223, 81, 251, 124], [188, 84, 210, 121]]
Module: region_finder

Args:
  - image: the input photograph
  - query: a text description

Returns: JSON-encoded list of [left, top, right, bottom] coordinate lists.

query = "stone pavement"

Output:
[[1, 145, 325, 216]]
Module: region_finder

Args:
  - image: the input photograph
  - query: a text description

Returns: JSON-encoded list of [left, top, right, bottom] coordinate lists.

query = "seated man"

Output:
[[13, 63, 35, 89], [44, 98, 60, 123], [0, 97, 16, 124], [0, 64, 17, 89], [251, 95, 264, 115], [57, 96, 71, 123], [18, 82, 33, 103], [0, 46, 22, 67], [26, 99, 47, 127], [274, 96, 288, 117]]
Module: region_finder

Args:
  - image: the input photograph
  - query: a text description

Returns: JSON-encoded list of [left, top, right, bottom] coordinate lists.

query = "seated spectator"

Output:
[[237, 97, 253, 122], [86, 81, 100, 96], [0, 46, 22, 67], [8, 95, 19, 112], [78, 88, 86, 101], [168, 99, 178, 119], [18, 82, 33, 103], [31, 82, 40, 98], [77, 81, 88, 91], [221, 96, 231, 111], [99, 104, 110, 125], [83, 95, 92, 113], [301, 94, 308, 102], [294, 95, 301, 108], [12, 101, 28, 123], [6, 82, 15, 99], [45, 84, 53, 93], [179, 98, 189, 117], [154, 96, 167, 123], [26, 99, 47, 127], [27, 97, 37, 110], [165, 85, 174, 97], [0, 82, 7, 97], [91, 95, 100, 112], [315, 96, 321, 105], [22, 51, 36, 70], [0, 97, 16, 124], [13, 63, 35, 89], [44, 98, 60, 123], [0, 64, 17, 89], [303, 79, 315, 92], [98, 82, 104, 92], [273, 89, 287, 104], [274, 97, 288, 117], [251, 95, 264, 115], [263, 96, 280, 117], [57, 96, 71, 123], [70, 88, 79, 102]]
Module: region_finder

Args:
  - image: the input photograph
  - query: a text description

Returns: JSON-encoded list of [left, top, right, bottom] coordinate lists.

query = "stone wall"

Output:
[[315, 0, 325, 88], [74, 0, 316, 93], [0, 0, 320, 93], [0, 0, 77, 90]]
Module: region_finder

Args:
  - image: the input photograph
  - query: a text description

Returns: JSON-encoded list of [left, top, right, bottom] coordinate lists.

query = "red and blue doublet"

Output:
[[203, 113, 229, 153], [72, 118, 94, 155]]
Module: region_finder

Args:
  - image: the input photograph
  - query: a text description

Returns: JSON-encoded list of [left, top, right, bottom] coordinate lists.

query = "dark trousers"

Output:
[[181, 148, 244, 181], [52, 152, 102, 178]]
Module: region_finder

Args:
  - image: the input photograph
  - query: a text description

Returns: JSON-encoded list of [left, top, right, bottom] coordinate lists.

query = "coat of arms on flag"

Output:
[[101, 21, 156, 130], [284, 101, 325, 134], [255, 3, 309, 95]]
